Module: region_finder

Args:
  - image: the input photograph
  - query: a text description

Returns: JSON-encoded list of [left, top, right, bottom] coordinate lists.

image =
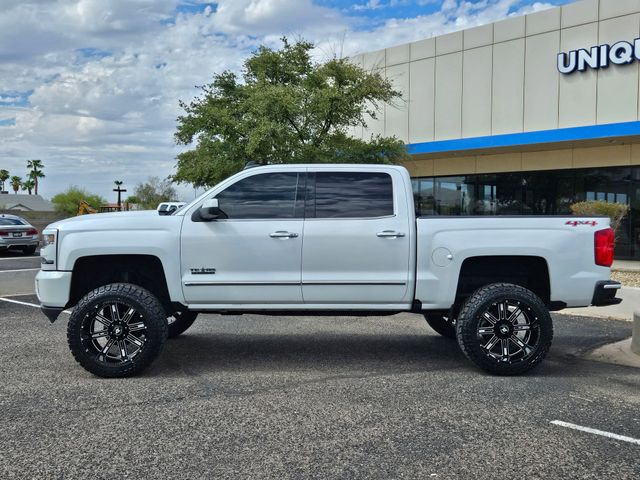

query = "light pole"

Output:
[[113, 180, 127, 211]]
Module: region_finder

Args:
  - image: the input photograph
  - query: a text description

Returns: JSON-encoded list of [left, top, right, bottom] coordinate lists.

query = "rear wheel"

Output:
[[456, 283, 553, 376], [167, 311, 198, 338], [22, 245, 36, 255], [67, 283, 168, 378], [424, 313, 456, 339]]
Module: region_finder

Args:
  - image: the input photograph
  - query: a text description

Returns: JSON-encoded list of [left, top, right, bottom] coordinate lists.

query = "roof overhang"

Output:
[[408, 121, 640, 159]]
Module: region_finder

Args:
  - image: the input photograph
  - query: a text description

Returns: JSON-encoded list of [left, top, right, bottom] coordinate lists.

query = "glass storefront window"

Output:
[[413, 166, 638, 259], [412, 178, 436, 216]]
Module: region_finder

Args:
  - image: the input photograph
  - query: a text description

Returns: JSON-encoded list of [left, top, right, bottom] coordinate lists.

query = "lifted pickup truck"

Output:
[[36, 164, 621, 377]]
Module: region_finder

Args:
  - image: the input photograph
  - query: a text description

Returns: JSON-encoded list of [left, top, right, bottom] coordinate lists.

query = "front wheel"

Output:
[[456, 283, 553, 376], [67, 283, 168, 378]]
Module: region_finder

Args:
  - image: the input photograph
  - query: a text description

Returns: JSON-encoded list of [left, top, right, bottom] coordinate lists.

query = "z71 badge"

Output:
[[190, 267, 217, 275], [565, 220, 598, 227]]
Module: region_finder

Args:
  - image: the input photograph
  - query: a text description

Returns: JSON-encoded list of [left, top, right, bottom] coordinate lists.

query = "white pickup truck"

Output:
[[36, 164, 621, 377]]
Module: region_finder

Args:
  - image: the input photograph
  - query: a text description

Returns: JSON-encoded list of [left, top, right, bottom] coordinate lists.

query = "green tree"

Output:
[[10, 175, 21, 194], [173, 38, 409, 187], [133, 177, 178, 210], [51, 186, 106, 216], [0, 169, 9, 192], [27, 159, 45, 195], [22, 178, 35, 195]]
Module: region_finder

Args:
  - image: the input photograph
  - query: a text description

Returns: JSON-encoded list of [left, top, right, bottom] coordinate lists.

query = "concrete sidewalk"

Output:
[[613, 260, 640, 272], [563, 287, 639, 321]]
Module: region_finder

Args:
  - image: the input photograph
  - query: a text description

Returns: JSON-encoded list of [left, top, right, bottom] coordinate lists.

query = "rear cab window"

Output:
[[306, 171, 394, 219]]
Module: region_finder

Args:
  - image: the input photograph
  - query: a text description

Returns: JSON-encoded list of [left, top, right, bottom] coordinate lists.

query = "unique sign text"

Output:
[[557, 39, 640, 74]]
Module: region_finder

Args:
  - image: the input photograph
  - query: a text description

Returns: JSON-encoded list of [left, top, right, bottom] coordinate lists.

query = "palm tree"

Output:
[[27, 159, 45, 195], [10, 176, 21, 194], [22, 178, 35, 195], [0, 169, 9, 192]]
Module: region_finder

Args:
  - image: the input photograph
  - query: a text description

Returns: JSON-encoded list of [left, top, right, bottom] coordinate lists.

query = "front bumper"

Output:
[[592, 280, 622, 307], [35, 270, 72, 322]]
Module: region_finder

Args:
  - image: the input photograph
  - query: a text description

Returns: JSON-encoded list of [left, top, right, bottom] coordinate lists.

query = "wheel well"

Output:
[[68, 255, 171, 308], [455, 256, 550, 308]]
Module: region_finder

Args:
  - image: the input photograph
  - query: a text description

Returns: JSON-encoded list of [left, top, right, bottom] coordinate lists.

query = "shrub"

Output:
[[51, 186, 106, 216], [570, 200, 630, 233]]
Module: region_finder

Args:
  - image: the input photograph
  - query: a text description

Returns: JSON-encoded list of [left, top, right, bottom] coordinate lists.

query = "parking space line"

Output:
[[551, 420, 640, 445], [0, 257, 38, 261], [0, 268, 40, 273], [0, 297, 71, 314]]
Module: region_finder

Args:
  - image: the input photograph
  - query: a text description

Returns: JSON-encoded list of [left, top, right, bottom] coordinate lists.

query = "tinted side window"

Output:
[[313, 172, 394, 218], [216, 172, 302, 219]]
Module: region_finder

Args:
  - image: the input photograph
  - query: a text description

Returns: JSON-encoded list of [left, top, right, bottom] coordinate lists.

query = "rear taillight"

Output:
[[26, 228, 38, 236], [595, 228, 615, 267], [0, 231, 7, 237]]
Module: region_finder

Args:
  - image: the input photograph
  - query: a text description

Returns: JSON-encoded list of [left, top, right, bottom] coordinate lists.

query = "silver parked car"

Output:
[[0, 214, 39, 255]]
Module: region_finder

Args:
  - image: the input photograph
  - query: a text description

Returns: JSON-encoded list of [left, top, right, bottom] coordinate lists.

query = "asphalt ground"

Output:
[[0, 295, 638, 479], [0, 248, 40, 271]]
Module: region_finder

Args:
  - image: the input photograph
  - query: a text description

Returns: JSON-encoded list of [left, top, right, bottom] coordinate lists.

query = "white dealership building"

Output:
[[353, 0, 640, 259]]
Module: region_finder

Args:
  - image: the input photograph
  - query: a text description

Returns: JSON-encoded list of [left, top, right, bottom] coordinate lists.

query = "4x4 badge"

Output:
[[566, 220, 598, 227]]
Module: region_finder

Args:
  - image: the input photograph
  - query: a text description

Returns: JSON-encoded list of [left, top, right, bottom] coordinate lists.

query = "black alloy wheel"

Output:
[[456, 283, 553, 375], [67, 283, 168, 377]]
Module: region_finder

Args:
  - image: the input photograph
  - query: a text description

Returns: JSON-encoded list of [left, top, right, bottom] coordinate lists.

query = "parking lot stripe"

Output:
[[0, 297, 71, 314], [0, 256, 38, 261], [0, 268, 40, 273], [551, 420, 640, 445]]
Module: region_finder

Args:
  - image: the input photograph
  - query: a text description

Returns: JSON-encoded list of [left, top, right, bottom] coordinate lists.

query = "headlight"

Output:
[[41, 229, 57, 267], [43, 233, 56, 246]]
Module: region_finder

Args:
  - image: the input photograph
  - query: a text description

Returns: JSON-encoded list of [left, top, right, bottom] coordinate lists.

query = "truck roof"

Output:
[[237, 163, 409, 172]]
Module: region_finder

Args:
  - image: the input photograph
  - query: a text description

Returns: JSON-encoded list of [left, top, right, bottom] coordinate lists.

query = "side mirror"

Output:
[[192, 198, 225, 222]]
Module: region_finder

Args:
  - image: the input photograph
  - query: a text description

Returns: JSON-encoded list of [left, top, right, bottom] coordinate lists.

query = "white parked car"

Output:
[[0, 214, 39, 255], [157, 202, 186, 215], [36, 165, 621, 377]]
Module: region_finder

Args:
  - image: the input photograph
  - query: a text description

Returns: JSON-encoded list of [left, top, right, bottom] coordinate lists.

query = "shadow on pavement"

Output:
[[0, 248, 39, 257], [155, 332, 468, 376]]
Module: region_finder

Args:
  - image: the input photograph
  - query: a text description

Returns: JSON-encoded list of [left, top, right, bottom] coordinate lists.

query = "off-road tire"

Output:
[[67, 283, 168, 378], [167, 311, 198, 338], [456, 283, 553, 376], [424, 313, 456, 339]]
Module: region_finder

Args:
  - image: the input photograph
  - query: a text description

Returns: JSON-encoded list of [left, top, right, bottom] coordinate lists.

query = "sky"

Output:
[[0, 0, 574, 202]]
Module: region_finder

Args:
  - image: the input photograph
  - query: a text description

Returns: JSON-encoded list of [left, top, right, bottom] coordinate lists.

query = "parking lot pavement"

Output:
[[0, 298, 638, 480], [0, 249, 40, 271]]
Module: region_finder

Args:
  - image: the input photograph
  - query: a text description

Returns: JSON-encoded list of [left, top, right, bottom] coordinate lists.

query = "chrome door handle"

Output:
[[377, 230, 405, 238], [270, 231, 299, 239]]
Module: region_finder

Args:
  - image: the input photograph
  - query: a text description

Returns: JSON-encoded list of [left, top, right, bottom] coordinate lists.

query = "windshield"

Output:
[[0, 218, 26, 226]]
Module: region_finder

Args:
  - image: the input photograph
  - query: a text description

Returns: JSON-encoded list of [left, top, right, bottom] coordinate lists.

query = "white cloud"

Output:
[[0, 0, 562, 201]]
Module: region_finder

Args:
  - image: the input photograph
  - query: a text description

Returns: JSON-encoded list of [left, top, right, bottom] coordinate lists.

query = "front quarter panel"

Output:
[[55, 213, 185, 303]]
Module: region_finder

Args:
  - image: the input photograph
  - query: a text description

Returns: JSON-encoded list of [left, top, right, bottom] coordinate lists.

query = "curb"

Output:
[[587, 338, 640, 369]]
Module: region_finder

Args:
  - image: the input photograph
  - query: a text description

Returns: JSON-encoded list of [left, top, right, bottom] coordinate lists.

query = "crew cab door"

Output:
[[181, 170, 305, 305], [301, 169, 412, 304]]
